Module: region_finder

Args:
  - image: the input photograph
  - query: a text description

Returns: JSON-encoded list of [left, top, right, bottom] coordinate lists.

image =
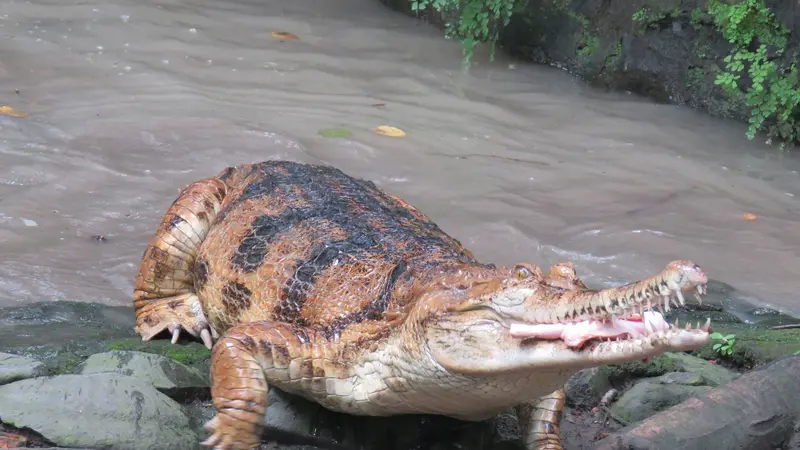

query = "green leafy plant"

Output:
[[710, 332, 737, 356], [707, 0, 800, 147], [410, 0, 527, 64]]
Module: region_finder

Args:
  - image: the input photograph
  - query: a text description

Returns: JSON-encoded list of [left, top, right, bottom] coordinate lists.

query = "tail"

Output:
[[133, 177, 228, 348]]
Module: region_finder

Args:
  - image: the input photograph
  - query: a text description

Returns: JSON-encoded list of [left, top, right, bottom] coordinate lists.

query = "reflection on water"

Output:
[[1, 0, 798, 316]]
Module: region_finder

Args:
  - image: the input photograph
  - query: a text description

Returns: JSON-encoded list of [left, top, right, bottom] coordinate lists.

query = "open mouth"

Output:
[[508, 310, 711, 350]]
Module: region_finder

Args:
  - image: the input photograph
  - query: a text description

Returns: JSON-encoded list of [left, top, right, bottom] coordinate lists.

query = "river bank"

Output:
[[379, 0, 800, 148], [1, 279, 798, 449]]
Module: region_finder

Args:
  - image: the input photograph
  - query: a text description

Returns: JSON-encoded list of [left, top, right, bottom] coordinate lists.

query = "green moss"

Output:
[[689, 324, 800, 370], [687, 67, 706, 89], [689, 8, 706, 29], [600, 354, 679, 385], [631, 6, 682, 34], [104, 338, 210, 366]]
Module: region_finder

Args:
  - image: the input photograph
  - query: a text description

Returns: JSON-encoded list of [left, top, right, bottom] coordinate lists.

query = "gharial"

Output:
[[132, 160, 711, 450]]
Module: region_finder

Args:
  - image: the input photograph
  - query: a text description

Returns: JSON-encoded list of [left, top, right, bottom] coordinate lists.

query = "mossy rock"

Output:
[[600, 354, 680, 385], [689, 324, 800, 370], [103, 338, 211, 366]]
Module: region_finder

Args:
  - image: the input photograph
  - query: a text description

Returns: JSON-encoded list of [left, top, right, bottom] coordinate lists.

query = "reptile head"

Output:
[[415, 260, 711, 375]]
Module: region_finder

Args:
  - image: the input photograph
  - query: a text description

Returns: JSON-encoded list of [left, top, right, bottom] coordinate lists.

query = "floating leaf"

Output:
[[743, 213, 757, 221], [373, 125, 406, 137], [271, 31, 299, 40], [318, 128, 352, 138], [0, 105, 28, 118]]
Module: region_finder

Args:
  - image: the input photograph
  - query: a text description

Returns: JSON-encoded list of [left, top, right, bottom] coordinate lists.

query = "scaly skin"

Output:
[[133, 160, 712, 450]]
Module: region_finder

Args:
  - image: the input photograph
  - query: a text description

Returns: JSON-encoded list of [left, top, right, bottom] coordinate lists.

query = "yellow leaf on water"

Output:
[[373, 125, 406, 137], [0, 105, 28, 118], [743, 213, 757, 221], [271, 31, 300, 40]]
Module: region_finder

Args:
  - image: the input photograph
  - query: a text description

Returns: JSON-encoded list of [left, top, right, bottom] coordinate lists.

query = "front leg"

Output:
[[202, 320, 311, 450], [516, 388, 566, 450]]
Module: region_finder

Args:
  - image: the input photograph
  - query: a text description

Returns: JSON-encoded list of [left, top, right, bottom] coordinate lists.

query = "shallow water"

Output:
[[1, 0, 799, 317]]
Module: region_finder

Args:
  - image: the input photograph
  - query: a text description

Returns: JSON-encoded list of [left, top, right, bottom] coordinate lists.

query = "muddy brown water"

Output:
[[1, 0, 799, 318]]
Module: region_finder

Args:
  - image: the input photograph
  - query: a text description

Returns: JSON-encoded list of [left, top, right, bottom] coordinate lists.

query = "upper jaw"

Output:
[[494, 260, 712, 351], [520, 260, 710, 325]]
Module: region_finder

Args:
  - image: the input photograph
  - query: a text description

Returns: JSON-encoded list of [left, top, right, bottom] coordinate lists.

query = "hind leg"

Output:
[[133, 177, 228, 349]]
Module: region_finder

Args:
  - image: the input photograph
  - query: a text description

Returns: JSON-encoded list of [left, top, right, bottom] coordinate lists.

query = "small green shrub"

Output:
[[710, 332, 736, 356], [411, 0, 527, 64], [707, 0, 800, 147]]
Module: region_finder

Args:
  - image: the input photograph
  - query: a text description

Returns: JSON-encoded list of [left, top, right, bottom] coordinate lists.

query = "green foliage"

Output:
[[710, 332, 736, 356], [632, 8, 651, 23], [411, 0, 527, 64], [690, 8, 706, 29], [707, 0, 800, 147]]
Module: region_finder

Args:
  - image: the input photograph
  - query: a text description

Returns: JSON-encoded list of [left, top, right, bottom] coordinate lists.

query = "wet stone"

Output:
[[0, 373, 199, 450], [77, 350, 209, 400], [0, 352, 46, 385], [565, 367, 612, 409]]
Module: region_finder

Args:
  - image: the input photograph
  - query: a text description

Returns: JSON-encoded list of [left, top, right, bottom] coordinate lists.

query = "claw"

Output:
[[171, 328, 181, 344], [200, 328, 213, 349]]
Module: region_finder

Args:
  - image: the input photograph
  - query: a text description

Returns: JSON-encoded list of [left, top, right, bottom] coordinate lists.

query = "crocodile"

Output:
[[133, 160, 711, 450]]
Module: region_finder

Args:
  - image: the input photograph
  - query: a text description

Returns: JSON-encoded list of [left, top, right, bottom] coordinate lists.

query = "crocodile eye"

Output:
[[515, 265, 532, 280]]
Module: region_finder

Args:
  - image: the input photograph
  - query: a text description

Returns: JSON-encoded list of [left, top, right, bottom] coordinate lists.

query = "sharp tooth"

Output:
[[693, 293, 703, 304], [674, 318, 679, 329], [647, 298, 653, 312], [685, 321, 691, 330], [644, 317, 654, 335], [703, 318, 711, 332], [676, 290, 685, 306], [662, 296, 670, 312], [696, 321, 701, 330]]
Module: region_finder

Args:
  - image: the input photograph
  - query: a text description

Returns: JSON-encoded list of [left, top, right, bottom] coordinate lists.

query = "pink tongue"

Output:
[[509, 311, 670, 348]]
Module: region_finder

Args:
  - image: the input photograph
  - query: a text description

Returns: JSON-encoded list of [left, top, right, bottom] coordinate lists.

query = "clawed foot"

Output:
[[143, 321, 215, 349], [135, 293, 217, 349], [201, 415, 261, 450]]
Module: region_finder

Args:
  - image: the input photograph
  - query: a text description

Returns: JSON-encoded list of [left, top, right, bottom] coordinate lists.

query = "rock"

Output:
[[600, 354, 680, 385], [689, 324, 800, 370], [564, 367, 612, 408], [77, 350, 209, 400], [0, 352, 45, 385], [608, 353, 736, 423], [0, 373, 199, 450], [611, 377, 712, 423], [0, 301, 211, 377], [188, 388, 519, 450], [595, 356, 800, 450], [665, 352, 737, 386]]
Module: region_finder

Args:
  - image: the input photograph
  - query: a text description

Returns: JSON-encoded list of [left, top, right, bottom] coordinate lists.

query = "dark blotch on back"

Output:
[[322, 260, 407, 339], [273, 245, 343, 323], [221, 160, 478, 322], [221, 282, 252, 317]]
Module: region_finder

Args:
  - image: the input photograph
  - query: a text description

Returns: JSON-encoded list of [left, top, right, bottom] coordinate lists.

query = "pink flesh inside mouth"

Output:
[[509, 311, 671, 348]]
